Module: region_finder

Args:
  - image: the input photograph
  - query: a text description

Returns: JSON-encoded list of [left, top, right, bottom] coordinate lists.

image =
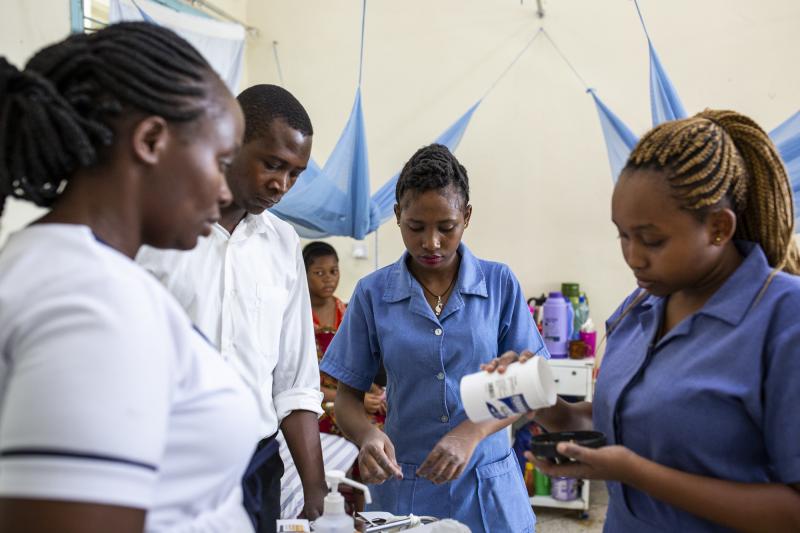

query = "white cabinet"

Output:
[[551, 365, 590, 396], [530, 358, 595, 515]]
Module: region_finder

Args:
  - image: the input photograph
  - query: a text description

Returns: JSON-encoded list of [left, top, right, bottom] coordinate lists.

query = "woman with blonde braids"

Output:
[[486, 110, 800, 532]]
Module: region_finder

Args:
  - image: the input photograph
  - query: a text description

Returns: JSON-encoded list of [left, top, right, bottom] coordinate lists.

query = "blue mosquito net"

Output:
[[269, 1, 536, 240], [270, 89, 371, 239], [369, 101, 482, 229], [269, 92, 480, 239], [590, 2, 800, 229], [270, 0, 800, 237], [588, 89, 638, 180]]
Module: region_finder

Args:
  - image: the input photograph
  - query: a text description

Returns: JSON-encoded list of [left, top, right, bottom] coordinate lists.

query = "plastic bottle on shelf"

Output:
[[560, 282, 580, 308], [524, 462, 535, 496], [551, 476, 579, 501], [534, 467, 551, 496], [542, 292, 573, 358], [579, 317, 597, 357], [573, 294, 590, 340]]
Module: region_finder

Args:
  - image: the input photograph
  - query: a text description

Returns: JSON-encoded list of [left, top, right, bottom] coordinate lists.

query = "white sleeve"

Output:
[[272, 239, 323, 422], [159, 486, 254, 533], [0, 277, 174, 509]]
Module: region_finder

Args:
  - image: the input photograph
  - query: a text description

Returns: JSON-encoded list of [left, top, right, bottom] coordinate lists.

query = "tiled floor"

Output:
[[534, 482, 608, 532]]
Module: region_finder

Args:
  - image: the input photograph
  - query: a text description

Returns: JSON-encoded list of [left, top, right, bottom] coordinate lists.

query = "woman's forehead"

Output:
[[399, 187, 465, 214]]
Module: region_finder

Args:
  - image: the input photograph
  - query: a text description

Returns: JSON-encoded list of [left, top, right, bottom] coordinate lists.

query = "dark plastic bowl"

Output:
[[530, 431, 607, 462]]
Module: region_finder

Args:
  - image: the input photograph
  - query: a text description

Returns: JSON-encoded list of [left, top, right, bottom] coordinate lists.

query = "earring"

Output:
[[714, 236, 722, 244]]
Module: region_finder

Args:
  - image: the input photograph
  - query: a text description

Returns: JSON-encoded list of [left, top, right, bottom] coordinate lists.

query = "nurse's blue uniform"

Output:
[[320, 244, 546, 533], [594, 242, 800, 532]]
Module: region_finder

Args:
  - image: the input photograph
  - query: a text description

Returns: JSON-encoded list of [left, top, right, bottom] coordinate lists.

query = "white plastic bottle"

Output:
[[313, 470, 371, 533], [573, 294, 590, 340]]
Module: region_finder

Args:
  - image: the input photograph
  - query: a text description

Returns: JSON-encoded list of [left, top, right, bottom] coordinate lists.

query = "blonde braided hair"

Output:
[[627, 109, 800, 275], [597, 110, 799, 366]]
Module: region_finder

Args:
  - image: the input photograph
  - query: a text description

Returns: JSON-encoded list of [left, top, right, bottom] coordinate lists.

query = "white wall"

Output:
[[0, 0, 71, 245], [2, 0, 798, 343], [1, 0, 71, 80], [241, 0, 800, 341]]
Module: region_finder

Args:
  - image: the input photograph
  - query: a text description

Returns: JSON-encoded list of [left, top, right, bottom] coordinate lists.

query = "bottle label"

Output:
[[543, 317, 563, 342], [486, 394, 533, 419]]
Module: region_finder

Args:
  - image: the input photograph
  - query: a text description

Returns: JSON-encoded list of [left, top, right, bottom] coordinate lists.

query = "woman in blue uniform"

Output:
[[489, 110, 800, 532], [320, 144, 546, 532]]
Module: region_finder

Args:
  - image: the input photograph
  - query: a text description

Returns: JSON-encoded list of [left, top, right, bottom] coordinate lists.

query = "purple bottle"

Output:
[[542, 291, 573, 358]]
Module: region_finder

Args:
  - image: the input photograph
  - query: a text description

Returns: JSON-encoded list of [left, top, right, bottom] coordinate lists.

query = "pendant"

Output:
[[434, 297, 443, 316]]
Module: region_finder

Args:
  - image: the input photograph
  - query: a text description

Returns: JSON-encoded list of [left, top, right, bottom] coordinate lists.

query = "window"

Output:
[[70, 0, 214, 34]]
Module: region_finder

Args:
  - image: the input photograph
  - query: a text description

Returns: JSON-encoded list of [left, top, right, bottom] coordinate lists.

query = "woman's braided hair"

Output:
[[395, 143, 470, 206], [625, 109, 800, 274], [601, 110, 800, 354], [0, 22, 221, 216]]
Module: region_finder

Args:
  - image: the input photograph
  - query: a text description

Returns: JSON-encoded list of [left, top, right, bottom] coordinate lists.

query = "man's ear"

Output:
[[131, 116, 170, 166]]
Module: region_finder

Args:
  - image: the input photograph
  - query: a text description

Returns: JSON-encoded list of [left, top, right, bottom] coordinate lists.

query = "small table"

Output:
[[530, 357, 595, 516]]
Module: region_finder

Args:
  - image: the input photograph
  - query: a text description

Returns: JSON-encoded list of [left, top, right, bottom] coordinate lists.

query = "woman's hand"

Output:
[[480, 349, 536, 374], [417, 425, 482, 485], [358, 427, 403, 484], [526, 442, 638, 483], [363, 384, 386, 415], [479, 349, 540, 421]]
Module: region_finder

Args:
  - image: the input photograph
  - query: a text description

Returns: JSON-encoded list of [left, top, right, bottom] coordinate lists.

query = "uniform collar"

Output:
[[632, 241, 772, 330], [383, 243, 488, 304], [695, 241, 772, 326], [213, 211, 278, 243]]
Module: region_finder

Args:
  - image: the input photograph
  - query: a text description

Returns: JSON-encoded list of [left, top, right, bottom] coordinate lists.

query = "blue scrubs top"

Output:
[[595, 242, 800, 532], [320, 244, 546, 533]]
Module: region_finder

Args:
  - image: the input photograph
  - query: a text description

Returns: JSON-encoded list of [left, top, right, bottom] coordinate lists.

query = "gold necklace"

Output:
[[415, 273, 458, 316]]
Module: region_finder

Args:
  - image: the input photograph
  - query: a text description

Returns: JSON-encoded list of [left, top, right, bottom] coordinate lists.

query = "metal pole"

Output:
[[272, 41, 285, 86], [84, 15, 108, 26], [70, 0, 84, 33], [358, 0, 367, 87]]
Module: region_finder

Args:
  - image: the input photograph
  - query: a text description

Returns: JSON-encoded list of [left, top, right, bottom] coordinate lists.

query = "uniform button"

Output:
[[436, 372, 445, 380], [434, 328, 443, 336], [440, 415, 449, 423]]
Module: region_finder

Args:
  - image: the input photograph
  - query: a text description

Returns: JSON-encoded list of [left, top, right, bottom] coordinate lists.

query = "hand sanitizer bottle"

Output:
[[313, 470, 372, 533]]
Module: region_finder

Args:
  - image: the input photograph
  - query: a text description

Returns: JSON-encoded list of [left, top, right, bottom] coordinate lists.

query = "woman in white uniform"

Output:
[[0, 23, 259, 532]]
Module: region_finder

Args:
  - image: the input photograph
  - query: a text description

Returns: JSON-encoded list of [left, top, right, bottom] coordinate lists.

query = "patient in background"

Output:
[[303, 242, 385, 513], [302, 241, 386, 435]]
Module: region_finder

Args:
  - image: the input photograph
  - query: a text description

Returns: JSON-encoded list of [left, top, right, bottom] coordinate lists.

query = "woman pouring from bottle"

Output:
[[320, 144, 547, 532]]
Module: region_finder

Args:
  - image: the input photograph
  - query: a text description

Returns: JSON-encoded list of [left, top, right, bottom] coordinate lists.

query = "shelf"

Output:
[[547, 357, 595, 368], [530, 495, 587, 510], [520, 358, 594, 514]]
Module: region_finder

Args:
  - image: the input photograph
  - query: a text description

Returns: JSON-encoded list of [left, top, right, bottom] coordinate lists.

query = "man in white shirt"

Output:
[[137, 85, 325, 533]]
